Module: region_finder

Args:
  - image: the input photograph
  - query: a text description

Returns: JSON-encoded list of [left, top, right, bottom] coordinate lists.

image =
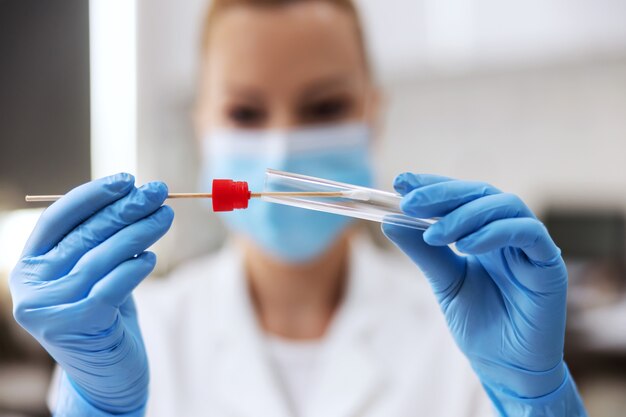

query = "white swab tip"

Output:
[[341, 190, 371, 201]]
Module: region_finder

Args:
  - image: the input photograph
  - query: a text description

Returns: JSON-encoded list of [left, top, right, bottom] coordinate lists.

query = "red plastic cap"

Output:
[[212, 179, 250, 212]]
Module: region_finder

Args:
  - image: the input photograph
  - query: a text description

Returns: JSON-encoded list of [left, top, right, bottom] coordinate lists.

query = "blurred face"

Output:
[[196, 2, 379, 264], [196, 1, 377, 132]]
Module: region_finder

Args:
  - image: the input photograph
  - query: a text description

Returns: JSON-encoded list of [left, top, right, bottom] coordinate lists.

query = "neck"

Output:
[[241, 231, 352, 340]]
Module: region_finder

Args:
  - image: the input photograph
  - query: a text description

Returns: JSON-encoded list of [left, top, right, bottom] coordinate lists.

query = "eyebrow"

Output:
[[300, 75, 357, 100], [225, 86, 265, 103], [224, 75, 358, 103]]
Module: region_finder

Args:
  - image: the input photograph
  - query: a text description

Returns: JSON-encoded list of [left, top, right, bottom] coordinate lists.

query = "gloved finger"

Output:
[[423, 193, 535, 246], [119, 297, 142, 336], [40, 182, 168, 280], [22, 173, 135, 257], [51, 206, 174, 305], [392, 172, 454, 195], [89, 251, 156, 307], [382, 222, 466, 306], [455, 217, 562, 265], [400, 180, 502, 218], [119, 296, 138, 319]]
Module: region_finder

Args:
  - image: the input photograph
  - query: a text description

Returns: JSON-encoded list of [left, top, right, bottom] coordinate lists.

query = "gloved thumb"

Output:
[[382, 223, 466, 304]]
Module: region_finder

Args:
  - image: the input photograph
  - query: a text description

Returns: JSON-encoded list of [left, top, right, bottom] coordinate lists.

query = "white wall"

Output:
[[376, 57, 626, 214], [359, 0, 626, 80]]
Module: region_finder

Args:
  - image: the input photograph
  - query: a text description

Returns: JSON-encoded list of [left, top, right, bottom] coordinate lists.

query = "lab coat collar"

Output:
[[208, 235, 388, 417]]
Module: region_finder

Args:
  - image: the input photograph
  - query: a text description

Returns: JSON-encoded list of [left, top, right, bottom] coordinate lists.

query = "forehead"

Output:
[[204, 2, 366, 91]]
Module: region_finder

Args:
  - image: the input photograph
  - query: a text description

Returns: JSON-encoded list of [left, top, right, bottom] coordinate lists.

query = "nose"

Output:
[[266, 105, 300, 130]]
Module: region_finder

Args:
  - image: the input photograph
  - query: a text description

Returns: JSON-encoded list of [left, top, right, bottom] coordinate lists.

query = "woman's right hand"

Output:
[[9, 173, 174, 414]]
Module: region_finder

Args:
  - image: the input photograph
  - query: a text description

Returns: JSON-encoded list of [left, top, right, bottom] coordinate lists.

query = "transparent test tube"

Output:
[[262, 169, 436, 230]]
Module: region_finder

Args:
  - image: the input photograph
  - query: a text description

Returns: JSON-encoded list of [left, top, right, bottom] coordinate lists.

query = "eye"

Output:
[[227, 105, 266, 127], [300, 97, 352, 123]]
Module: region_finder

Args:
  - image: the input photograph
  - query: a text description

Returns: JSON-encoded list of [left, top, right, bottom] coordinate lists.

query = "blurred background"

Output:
[[1, 0, 625, 415]]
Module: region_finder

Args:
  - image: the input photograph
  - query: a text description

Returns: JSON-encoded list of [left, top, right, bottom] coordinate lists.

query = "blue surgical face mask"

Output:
[[199, 122, 374, 263]]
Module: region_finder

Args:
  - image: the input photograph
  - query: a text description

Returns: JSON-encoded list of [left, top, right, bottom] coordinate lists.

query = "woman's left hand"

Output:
[[382, 172, 570, 400]]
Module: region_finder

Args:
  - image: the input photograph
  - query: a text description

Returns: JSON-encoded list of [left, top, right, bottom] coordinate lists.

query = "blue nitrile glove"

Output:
[[382, 173, 587, 417], [9, 173, 174, 415]]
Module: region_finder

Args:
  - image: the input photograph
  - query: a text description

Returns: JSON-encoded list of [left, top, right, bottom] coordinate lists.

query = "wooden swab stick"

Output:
[[25, 191, 347, 203]]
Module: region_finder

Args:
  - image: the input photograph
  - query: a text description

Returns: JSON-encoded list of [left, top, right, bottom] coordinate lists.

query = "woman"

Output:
[[10, 0, 587, 416]]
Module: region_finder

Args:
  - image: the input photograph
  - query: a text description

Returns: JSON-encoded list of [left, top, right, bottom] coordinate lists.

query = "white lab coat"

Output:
[[132, 235, 494, 417]]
